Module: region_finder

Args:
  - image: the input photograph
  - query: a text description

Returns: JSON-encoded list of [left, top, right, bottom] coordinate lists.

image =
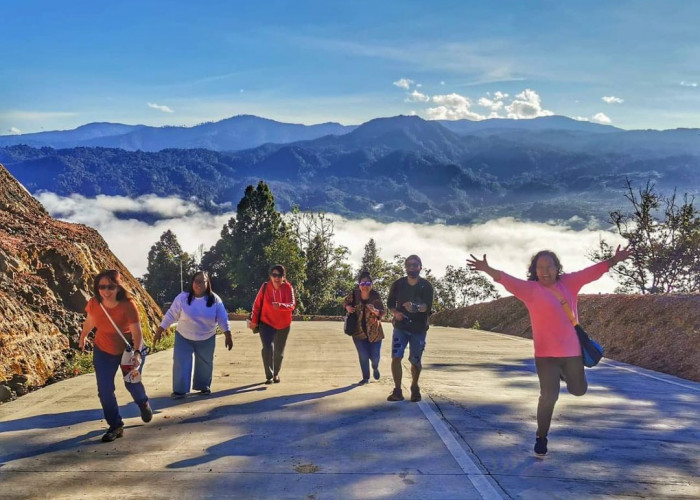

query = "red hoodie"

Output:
[[250, 280, 295, 330]]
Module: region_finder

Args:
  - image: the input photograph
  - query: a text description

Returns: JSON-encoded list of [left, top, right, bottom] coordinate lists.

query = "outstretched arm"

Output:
[[466, 254, 502, 281]]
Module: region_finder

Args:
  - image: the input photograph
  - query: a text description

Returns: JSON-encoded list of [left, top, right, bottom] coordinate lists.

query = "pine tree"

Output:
[[143, 230, 196, 308]]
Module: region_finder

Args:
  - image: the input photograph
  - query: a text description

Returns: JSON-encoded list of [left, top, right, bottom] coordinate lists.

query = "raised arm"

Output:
[[466, 254, 502, 281], [608, 244, 633, 267]]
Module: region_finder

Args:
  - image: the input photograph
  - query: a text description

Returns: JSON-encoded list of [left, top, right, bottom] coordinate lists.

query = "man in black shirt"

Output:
[[386, 255, 434, 402]]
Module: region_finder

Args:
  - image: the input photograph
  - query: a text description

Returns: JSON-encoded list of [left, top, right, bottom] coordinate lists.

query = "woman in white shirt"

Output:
[[154, 271, 232, 398]]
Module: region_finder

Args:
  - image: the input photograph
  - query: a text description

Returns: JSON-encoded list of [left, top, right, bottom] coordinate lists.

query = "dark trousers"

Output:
[[259, 323, 290, 380], [535, 356, 587, 437], [93, 345, 148, 429]]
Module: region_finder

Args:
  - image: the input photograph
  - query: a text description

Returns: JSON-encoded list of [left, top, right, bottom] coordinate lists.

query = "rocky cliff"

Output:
[[431, 294, 700, 382], [0, 163, 162, 401]]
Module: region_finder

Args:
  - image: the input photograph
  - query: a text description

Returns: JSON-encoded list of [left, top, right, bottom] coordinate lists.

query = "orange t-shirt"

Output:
[[85, 297, 140, 355]]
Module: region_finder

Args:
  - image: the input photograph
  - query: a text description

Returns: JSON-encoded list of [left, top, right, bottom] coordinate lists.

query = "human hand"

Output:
[[612, 244, 633, 264], [402, 301, 418, 312], [272, 301, 280, 309], [345, 305, 356, 313], [79, 337, 86, 351], [466, 254, 489, 272], [366, 304, 379, 316], [224, 333, 233, 351], [393, 311, 405, 321], [246, 319, 256, 331]]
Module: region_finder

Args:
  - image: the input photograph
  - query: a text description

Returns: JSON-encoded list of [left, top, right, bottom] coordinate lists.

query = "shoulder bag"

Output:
[[546, 287, 603, 367], [249, 282, 268, 334], [343, 289, 358, 336]]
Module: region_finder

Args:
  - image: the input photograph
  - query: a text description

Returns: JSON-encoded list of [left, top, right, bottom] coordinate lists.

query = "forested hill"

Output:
[[1, 115, 699, 225]]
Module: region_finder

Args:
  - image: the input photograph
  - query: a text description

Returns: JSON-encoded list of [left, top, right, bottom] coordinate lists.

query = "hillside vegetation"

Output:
[[431, 294, 700, 382]]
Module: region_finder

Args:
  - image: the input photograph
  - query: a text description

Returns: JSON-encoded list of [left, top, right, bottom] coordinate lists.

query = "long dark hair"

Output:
[[187, 271, 215, 307], [93, 269, 131, 303], [527, 250, 563, 281]]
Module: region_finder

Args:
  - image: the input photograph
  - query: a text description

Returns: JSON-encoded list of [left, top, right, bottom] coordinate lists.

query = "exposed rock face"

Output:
[[432, 294, 700, 382], [0, 163, 162, 401]]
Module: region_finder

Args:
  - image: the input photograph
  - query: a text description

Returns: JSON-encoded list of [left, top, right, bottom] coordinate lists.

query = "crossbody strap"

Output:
[[99, 301, 133, 351], [257, 282, 268, 324], [545, 286, 578, 327]]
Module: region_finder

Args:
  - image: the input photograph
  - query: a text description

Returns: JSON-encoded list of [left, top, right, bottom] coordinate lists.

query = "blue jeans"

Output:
[[353, 338, 382, 381], [259, 323, 290, 380], [93, 345, 148, 430], [391, 328, 427, 367], [173, 331, 216, 394]]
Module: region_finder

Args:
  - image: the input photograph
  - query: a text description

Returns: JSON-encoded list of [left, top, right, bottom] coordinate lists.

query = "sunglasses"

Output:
[[98, 284, 117, 291], [270, 273, 283, 278], [359, 281, 372, 286]]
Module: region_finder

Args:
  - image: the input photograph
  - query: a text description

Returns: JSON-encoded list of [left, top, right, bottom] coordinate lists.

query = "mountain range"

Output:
[[1, 115, 698, 226]]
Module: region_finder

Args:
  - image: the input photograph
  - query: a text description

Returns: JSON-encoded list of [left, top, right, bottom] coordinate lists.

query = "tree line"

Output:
[[143, 179, 699, 314]]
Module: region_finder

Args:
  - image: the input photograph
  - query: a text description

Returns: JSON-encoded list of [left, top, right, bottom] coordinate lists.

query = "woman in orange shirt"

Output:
[[79, 269, 152, 442]]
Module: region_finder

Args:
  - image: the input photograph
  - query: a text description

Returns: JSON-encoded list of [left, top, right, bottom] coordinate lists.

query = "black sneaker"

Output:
[[534, 436, 548, 456], [198, 389, 211, 395], [373, 367, 380, 380], [358, 379, 369, 385], [171, 392, 186, 399], [387, 388, 404, 401], [265, 379, 273, 385], [410, 385, 421, 402], [139, 401, 153, 423], [101, 426, 124, 442]]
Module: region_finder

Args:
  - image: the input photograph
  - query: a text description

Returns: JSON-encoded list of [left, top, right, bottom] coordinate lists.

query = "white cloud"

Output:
[[393, 78, 414, 90], [477, 97, 504, 112], [591, 112, 612, 124], [406, 90, 430, 103], [573, 116, 590, 122], [426, 93, 485, 121], [35, 193, 624, 294], [602, 96, 624, 104], [8, 127, 21, 135], [493, 91, 509, 100], [505, 89, 554, 119], [680, 81, 698, 87], [147, 102, 174, 113]]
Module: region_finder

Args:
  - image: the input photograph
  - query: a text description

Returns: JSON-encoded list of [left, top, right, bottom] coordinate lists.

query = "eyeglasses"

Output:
[[270, 273, 283, 278], [98, 284, 117, 291], [359, 281, 372, 286]]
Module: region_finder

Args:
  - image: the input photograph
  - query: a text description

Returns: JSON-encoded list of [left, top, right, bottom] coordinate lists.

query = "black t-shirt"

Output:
[[387, 277, 434, 333]]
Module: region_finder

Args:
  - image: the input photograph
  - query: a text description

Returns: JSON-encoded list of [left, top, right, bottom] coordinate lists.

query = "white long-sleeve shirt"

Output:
[[160, 292, 230, 341]]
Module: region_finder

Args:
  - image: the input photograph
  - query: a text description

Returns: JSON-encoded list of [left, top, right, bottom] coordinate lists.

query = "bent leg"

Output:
[[561, 356, 587, 396]]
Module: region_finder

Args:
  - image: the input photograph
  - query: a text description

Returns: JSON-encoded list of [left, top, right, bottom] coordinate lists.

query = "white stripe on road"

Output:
[[417, 396, 504, 500]]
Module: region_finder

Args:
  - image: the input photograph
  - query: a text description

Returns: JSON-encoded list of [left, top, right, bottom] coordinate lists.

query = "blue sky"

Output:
[[2, 0, 699, 134]]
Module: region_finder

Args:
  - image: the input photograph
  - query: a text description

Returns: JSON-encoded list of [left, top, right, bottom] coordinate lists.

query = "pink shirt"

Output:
[[496, 261, 611, 357]]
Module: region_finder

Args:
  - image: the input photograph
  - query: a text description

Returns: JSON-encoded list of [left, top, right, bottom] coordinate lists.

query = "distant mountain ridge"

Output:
[[1, 115, 698, 225], [0, 115, 356, 152]]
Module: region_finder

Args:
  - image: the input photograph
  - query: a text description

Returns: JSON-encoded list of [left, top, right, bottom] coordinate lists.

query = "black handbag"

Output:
[[343, 290, 358, 336], [250, 282, 268, 334]]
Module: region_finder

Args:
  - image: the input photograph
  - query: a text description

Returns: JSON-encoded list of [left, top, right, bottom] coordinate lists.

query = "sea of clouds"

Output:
[[37, 193, 626, 294]]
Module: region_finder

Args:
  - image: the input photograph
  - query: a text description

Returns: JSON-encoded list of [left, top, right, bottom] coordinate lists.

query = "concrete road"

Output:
[[0, 322, 698, 500]]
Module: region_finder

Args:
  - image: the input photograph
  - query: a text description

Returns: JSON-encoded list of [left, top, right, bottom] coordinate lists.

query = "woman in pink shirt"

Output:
[[467, 246, 631, 456]]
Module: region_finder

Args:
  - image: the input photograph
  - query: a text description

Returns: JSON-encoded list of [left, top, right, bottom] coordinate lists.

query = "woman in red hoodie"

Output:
[[248, 264, 296, 384]]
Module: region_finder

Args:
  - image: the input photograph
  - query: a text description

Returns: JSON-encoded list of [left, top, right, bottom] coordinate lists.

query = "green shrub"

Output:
[[66, 350, 94, 376], [471, 320, 481, 330]]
